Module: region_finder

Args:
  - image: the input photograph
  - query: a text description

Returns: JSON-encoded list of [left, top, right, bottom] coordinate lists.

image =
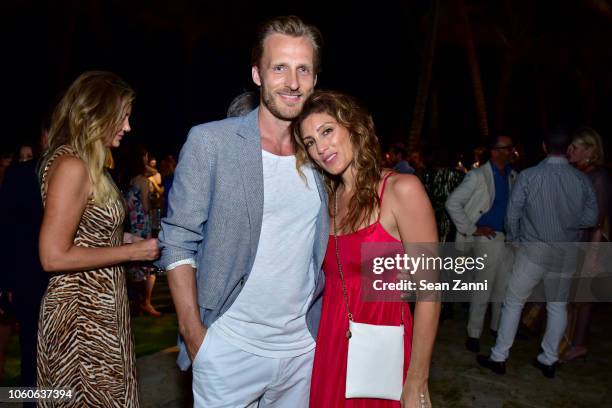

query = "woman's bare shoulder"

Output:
[[47, 155, 88, 181], [45, 154, 92, 202], [385, 172, 426, 200]]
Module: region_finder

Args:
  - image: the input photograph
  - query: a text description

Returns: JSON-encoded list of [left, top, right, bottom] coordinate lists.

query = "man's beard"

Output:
[[260, 84, 304, 121]]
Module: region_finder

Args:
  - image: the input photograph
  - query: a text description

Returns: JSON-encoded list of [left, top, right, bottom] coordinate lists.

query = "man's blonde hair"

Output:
[[251, 15, 323, 73]]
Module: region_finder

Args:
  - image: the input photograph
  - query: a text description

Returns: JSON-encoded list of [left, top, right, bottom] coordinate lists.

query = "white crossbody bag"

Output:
[[333, 192, 405, 401]]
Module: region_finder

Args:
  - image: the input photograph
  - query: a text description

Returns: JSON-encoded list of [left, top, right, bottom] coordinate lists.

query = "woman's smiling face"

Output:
[[300, 112, 354, 176]]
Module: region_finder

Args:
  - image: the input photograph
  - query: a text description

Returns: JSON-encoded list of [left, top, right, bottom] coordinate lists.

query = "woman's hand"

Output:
[[122, 232, 144, 244], [128, 238, 160, 261], [401, 375, 431, 408]]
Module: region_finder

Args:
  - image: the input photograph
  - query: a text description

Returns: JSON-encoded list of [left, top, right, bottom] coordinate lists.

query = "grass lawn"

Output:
[[1, 274, 177, 386], [132, 273, 178, 357]]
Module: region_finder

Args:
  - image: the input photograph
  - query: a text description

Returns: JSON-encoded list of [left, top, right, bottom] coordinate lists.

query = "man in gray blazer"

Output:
[[446, 135, 518, 353], [158, 16, 328, 407]]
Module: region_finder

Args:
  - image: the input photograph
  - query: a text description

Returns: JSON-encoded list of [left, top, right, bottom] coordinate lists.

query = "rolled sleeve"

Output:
[[157, 127, 213, 270], [166, 258, 197, 272]]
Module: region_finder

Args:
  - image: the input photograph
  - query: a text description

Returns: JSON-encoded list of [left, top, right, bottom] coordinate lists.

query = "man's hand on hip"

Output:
[[473, 226, 497, 239], [166, 263, 207, 362], [186, 324, 208, 361]]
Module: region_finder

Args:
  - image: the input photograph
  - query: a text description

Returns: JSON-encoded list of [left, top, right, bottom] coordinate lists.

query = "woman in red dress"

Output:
[[293, 91, 440, 408]]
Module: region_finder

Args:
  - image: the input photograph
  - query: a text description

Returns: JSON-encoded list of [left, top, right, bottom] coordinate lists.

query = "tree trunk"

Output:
[[495, 54, 513, 133], [535, 70, 549, 137], [407, 0, 440, 151], [458, 0, 490, 141], [57, 0, 79, 88], [578, 76, 596, 126], [429, 84, 440, 145]]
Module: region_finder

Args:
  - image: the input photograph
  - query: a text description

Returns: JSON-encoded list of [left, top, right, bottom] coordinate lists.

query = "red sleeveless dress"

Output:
[[309, 173, 413, 407]]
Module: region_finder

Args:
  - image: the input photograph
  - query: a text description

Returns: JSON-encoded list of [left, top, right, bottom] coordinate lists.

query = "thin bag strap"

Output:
[[333, 190, 404, 335], [333, 190, 354, 324]]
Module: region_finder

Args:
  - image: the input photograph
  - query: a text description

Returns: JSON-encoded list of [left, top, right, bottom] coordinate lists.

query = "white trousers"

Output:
[[467, 234, 513, 338], [490, 249, 574, 365], [192, 326, 315, 408]]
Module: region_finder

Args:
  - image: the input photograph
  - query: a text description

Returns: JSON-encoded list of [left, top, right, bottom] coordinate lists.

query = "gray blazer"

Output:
[[158, 108, 329, 368]]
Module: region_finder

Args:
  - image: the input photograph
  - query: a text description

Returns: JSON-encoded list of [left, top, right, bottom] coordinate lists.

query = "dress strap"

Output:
[[377, 172, 395, 221], [41, 145, 78, 200]]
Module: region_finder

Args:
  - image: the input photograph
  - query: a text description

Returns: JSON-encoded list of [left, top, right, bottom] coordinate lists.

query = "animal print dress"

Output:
[[37, 145, 139, 407]]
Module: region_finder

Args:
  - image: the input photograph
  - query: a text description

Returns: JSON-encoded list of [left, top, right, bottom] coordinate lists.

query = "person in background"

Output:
[[36, 71, 158, 406], [227, 91, 258, 118], [0, 148, 13, 186], [159, 154, 177, 217], [446, 136, 518, 353], [470, 146, 486, 170], [562, 127, 609, 362], [147, 155, 162, 189], [148, 156, 157, 169], [408, 150, 426, 177], [0, 126, 49, 398], [124, 145, 162, 317], [421, 149, 466, 323], [18, 144, 34, 162], [478, 128, 597, 379], [146, 155, 164, 229], [421, 149, 465, 243], [384, 143, 415, 175], [0, 146, 15, 384]]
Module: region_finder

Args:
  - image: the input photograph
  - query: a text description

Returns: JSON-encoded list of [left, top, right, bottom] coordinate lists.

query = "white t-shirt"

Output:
[[214, 150, 321, 357]]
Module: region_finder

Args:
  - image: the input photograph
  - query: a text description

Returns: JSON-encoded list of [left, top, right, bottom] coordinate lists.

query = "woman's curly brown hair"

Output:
[[292, 90, 382, 233]]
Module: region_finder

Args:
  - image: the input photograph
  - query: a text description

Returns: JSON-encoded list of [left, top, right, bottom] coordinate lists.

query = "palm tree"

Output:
[[457, 0, 489, 141], [407, 0, 440, 151]]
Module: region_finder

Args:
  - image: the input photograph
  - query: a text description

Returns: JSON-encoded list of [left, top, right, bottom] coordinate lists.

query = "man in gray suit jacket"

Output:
[[158, 16, 328, 407]]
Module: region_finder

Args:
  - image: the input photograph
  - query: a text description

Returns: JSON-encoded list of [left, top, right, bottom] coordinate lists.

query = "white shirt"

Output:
[[214, 150, 320, 357]]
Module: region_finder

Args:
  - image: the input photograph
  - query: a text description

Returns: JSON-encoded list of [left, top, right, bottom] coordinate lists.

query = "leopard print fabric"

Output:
[[37, 145, 139, 407]]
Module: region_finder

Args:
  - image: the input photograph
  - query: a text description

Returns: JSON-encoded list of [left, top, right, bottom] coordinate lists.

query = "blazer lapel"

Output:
[[312, 166, 327, 202], [236, 109, 264, 262], [483, 161, 495, 206], [312, 169, 329, 283]]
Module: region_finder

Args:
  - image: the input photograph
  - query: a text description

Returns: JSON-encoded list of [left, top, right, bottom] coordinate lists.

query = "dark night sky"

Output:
[[3, 0, 612, 165]]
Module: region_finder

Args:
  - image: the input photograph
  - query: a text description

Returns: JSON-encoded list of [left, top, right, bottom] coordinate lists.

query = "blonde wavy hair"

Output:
[[572, 127, 605, 166], [40, 71, 134, 205], [292, 90, 382, 233]]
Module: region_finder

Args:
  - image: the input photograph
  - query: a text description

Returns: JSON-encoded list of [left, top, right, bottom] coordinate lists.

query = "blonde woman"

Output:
[[37, 71, 159, 406], [563, 127, 609, 362]]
